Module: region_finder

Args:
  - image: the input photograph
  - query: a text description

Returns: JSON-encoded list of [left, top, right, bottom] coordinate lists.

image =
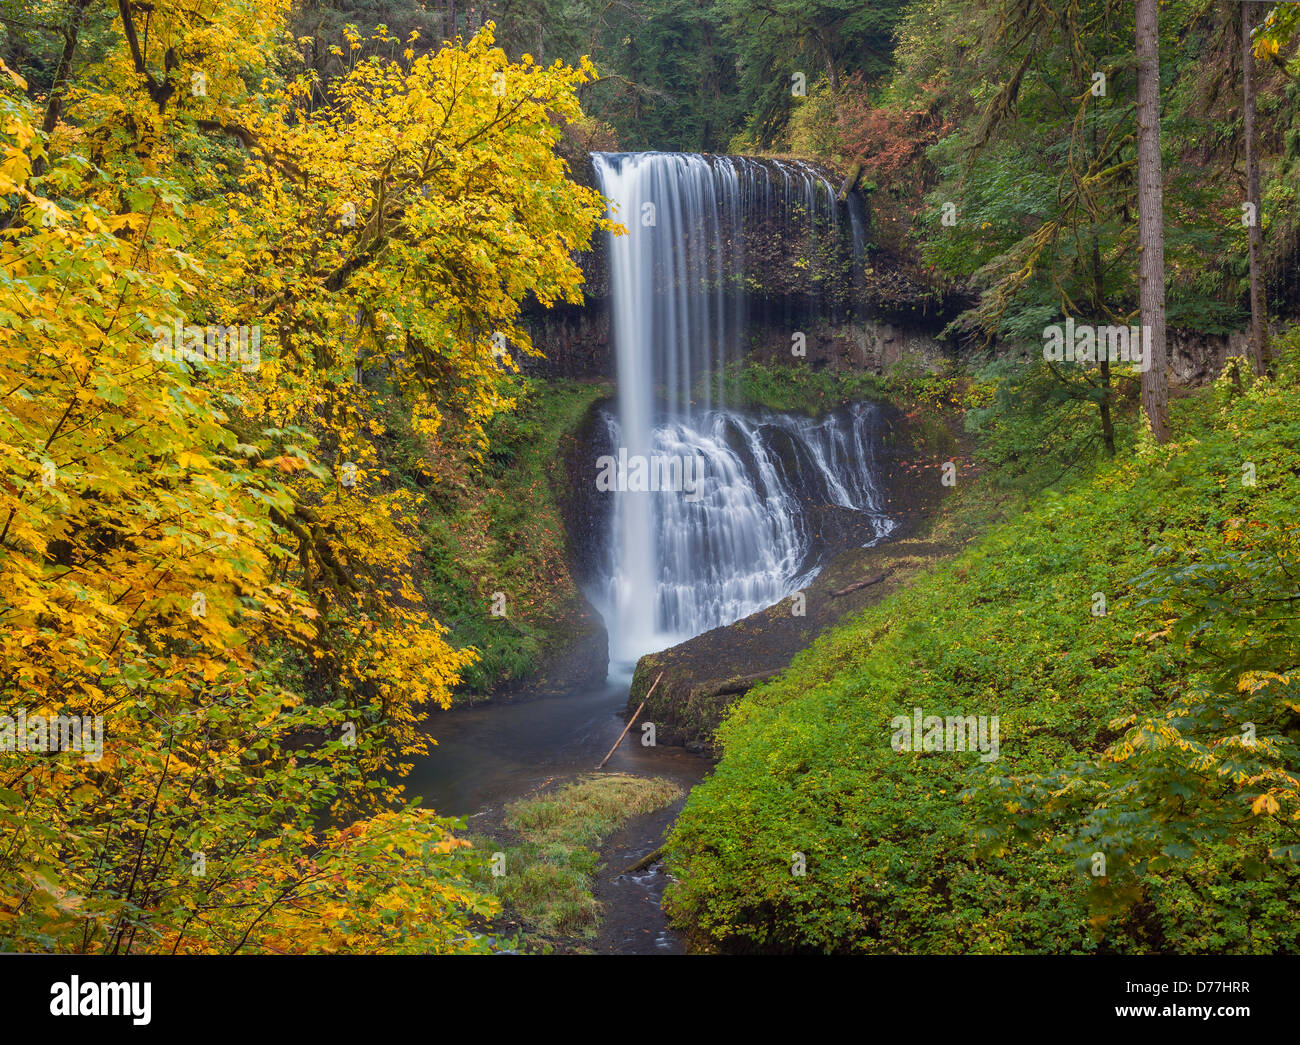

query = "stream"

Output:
[[405, 667, 709, 953], [407, 151, 882, 954]]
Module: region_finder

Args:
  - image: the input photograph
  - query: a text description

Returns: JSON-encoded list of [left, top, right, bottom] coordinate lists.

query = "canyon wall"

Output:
[[521, 156, 1249, 386]]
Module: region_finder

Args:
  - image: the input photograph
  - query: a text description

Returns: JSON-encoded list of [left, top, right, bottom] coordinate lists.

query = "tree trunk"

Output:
[[33, 0, 95, 177], [1243, 1, 1272, 376], [1135, 0, 1171, 443], [1090, 115, 1115, 456]]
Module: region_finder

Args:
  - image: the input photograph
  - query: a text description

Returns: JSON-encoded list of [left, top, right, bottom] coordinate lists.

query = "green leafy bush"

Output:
[[665, 337, 1300, 954]]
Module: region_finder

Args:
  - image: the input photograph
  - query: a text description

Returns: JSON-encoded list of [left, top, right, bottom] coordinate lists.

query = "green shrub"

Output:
[[665, 337, 1300, 954]]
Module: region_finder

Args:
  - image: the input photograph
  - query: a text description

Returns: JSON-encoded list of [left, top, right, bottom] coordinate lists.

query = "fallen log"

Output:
[[837, 161, 864, 201], [829, 569, 890, 598], [618, 845, 665, 876], [693, 670, 779, 699], [596, 671, 663, 769]]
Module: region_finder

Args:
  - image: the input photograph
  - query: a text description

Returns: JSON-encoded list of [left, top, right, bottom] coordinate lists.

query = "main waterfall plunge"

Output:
[[588, 152, 894, 667]]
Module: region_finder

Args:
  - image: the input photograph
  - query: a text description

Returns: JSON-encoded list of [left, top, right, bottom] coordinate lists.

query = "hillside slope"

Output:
[[665, 337, 1300, 954]]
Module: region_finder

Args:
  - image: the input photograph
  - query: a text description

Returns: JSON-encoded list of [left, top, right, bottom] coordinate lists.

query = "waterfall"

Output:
[[590, 152, 892, 667]]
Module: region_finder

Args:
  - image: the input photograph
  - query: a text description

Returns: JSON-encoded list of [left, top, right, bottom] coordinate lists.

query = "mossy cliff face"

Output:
[[553, 394, 615, 596], [519, 153, 966, 382], [523, 155, 1253, 387], [414, 378, 611, 703]]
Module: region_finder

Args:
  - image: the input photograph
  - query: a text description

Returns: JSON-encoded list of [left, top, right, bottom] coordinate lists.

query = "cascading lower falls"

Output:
[[589, 151, 890, 669]]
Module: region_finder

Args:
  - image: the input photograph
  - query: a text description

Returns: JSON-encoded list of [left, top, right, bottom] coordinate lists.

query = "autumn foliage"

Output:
[[0, 7, 606, 953]]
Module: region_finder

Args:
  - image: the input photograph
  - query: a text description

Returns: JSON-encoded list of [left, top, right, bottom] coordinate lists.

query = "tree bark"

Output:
[[116, 0, 178, 111], [1243, 1, 1272, 376], [32, 0, 95, 177], [41, 0, 93, 136], [1135, 0, 1170, 443]]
